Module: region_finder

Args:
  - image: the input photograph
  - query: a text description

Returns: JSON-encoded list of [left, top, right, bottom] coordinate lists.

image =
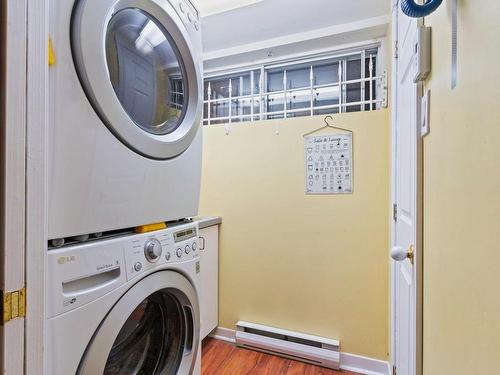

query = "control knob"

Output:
[[144, 238, 162, 262]]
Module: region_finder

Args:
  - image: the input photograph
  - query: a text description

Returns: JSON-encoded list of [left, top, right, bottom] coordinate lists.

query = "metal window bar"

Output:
[[239, 76, 243, 121], [283, 70, 287, 119], [259, 67, 264, 121], [250, 71, 255, 121], [207, 82, 212, 125], [361, 50, 366, 111], [342, 59, 348, 113], [369, 54, 374, 111], [202, 53, 385, 125], [338, 61, 343, 114], [309, 66, 314, 116], [202, 75, 386, 123], [228, 79, 232, 124]]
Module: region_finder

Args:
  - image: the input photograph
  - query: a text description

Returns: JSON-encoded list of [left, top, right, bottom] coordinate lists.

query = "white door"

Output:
[[391, 1, 422, 375]]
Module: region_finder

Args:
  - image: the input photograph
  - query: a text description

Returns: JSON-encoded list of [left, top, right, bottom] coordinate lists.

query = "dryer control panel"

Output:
[[124, 223, 200, 281], [178, 0, 200, 31]]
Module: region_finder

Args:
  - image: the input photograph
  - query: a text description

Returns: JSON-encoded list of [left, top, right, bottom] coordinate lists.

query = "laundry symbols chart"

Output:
[[305, 133, 353, 194]]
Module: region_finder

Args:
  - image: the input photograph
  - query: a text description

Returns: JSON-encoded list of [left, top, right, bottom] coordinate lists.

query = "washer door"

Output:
[[78, 271, 200, 375], [72, 0, 202, 159]]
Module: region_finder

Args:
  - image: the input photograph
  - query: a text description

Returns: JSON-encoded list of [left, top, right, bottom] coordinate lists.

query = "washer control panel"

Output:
[[124, 223, 199, 281]]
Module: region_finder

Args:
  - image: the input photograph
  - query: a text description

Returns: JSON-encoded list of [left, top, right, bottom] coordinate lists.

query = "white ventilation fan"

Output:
[[235, 321, 340, 369]]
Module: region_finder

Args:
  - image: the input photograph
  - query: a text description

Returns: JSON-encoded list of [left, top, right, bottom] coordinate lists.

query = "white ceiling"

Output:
[[200, 0, 391, 53]]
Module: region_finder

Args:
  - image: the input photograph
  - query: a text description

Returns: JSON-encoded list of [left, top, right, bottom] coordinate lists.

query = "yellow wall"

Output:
[[199, 110, 390, 359], [423, 2, 500, 374]]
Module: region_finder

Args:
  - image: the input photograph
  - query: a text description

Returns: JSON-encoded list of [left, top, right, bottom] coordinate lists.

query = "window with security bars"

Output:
[[203, 47, 387, 125]]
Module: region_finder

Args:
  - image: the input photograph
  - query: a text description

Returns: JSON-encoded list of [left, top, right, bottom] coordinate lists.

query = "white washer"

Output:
[[49, 0, 203, 240], [47, 222, 202, 375]]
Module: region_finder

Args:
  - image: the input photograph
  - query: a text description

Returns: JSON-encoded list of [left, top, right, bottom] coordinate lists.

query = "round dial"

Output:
[[144, 238, 163, 262]]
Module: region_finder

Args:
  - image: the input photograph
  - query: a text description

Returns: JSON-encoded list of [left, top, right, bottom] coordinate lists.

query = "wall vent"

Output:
[[235, 321, 340, 370]]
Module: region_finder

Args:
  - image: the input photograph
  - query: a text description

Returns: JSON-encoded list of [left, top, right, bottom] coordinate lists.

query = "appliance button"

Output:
[[166, 252, 171, 261], [194, 21, 199, 30], [192, 241, 197, 251], [144, 238, 162, 263], [179, 2, 185, 13], [185, 245, 191, 254], [134, 262, 142, 272], [176, 248, 183, 258], [187, 12, 193, 22]]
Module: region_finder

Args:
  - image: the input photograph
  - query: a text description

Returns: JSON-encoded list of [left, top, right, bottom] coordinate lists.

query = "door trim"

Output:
[[25, 0, 49, 373], [390, 1, 424, 374], [1, 1, 28, 374], [1, 1, 48, 374]]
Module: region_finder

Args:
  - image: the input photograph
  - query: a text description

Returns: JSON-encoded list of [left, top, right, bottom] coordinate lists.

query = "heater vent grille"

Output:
[[235, 321, 340, 370]]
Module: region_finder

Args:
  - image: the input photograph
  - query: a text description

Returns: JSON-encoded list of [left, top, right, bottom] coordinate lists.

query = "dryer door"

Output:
[[78, 271, 200, 375], [72, 0, 202, 160]]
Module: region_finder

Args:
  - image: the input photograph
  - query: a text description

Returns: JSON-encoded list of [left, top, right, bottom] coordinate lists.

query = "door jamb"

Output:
[[1, 1, 28, 372], [25, 0, 49, 374]]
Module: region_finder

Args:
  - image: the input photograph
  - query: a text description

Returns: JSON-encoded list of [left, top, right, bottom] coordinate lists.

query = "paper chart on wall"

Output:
[[305, 133, 353, 194]]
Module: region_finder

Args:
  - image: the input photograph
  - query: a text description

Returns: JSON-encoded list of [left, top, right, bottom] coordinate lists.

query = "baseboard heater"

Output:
[[235, 321, 340, 370]]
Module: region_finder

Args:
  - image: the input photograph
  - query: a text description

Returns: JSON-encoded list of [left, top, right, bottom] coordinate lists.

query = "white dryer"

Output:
[[49, 0, 203, 240], [47, 222, 202, 374]]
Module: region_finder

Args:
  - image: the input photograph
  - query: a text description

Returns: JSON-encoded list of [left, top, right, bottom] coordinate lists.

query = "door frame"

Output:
[[25, 0, 49, 373], [1, 1, 28, 373], [390, 1, 424, 374], [1, 0, 49, 374]]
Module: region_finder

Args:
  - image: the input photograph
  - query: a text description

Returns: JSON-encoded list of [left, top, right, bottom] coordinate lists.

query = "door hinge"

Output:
[[394, 40, 399, 59], [1, 287, 26, 325], [393, 365, 397, 375], [393, 203, 398, 222]]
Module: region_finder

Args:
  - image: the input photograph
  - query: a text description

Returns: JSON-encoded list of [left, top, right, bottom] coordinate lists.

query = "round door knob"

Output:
[[391, 245, 414, 264], [144, 238, 162, 262]]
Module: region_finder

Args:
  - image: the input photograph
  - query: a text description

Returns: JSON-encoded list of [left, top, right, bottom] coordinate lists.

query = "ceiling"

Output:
[[200, 0, 391, 53]]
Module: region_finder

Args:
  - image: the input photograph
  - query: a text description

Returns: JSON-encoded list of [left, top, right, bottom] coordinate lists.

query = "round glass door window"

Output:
[[105, 8, 188, 135], [103, 291, 185, 374]]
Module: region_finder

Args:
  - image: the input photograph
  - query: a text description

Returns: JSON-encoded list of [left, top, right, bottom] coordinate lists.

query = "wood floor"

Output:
[[201, 338, 360, 375]]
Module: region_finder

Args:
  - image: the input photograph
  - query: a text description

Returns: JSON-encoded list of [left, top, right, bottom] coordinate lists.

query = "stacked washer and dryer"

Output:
[[47, 0, 204, 374]]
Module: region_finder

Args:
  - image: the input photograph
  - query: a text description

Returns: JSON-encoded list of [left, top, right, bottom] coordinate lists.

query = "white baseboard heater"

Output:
[[235, 321, 340, 370]]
